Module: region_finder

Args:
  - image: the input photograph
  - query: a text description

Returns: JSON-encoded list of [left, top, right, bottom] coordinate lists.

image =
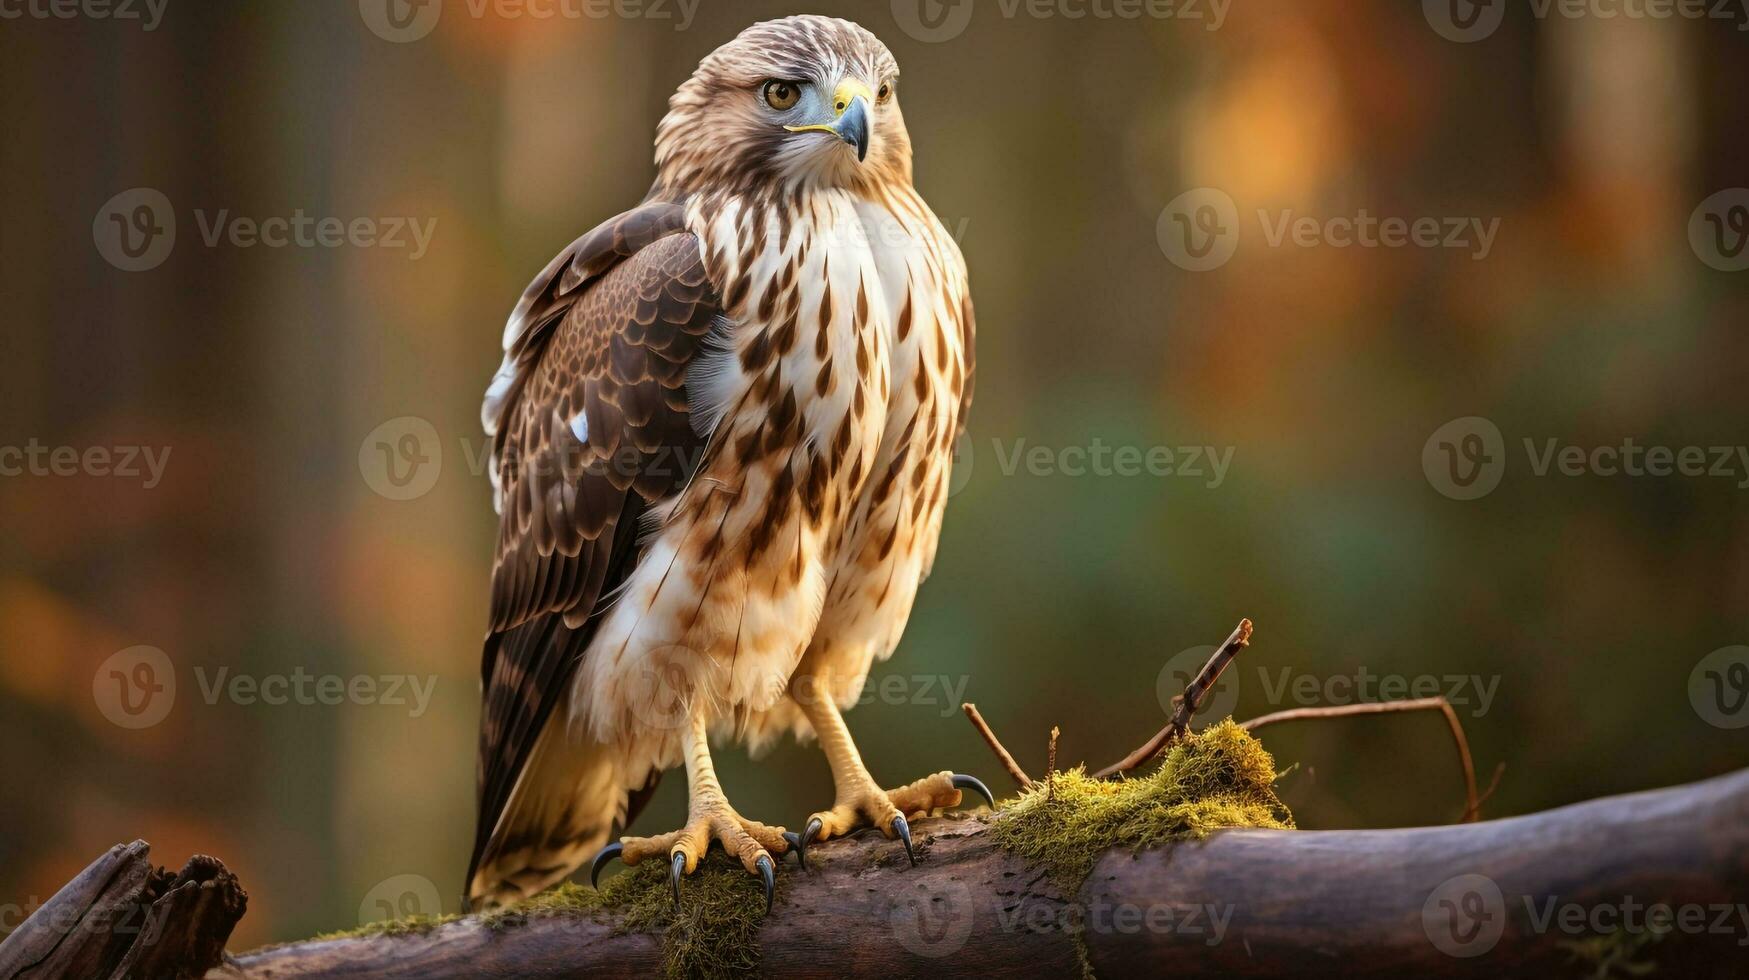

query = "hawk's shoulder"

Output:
[[484, 200, 717, 632]]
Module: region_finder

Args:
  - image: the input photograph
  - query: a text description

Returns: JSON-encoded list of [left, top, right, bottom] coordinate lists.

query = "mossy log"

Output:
[[212, 767, 1749, 979]]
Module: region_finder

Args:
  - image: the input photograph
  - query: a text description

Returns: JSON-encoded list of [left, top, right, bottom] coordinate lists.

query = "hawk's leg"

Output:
[[788, 674, 993, 868], [605, 701, 789, 912]]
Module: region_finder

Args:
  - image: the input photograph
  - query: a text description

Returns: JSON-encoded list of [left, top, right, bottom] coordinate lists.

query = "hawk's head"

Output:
[[654, 16, 909, 197]]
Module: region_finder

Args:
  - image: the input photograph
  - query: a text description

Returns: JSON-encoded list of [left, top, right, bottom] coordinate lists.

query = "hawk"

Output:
[[465, 15, 989, 913]]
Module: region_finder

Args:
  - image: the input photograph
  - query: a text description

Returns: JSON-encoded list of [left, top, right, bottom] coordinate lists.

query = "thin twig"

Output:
[[1240, 697, 1487, 822], [962, 702, 1035, 790], [1046, 726, 1060, 801], [1476, 762, 1507, 812], [1092, 618, 1253, 778]]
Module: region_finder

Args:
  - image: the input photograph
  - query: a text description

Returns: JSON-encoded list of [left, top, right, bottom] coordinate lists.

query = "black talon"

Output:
[[951, 773, 996, 809], [589, 842, 623, 890], [781, 830, 806, 870], [787, 816, 822, 871], [893, 813, 916, 867], [756, 855, 776, 915], [669, 851, 686, 906]]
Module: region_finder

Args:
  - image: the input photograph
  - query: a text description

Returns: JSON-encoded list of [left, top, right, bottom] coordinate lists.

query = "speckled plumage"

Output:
[[467, 15, 973, 908]]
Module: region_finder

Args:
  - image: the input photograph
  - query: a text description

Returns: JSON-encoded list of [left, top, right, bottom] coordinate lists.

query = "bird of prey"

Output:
[[465, 15, 989, 913]]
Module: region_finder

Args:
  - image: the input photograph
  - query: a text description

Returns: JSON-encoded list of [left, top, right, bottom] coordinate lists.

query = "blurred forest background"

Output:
[[3, 0, 1747, 950]]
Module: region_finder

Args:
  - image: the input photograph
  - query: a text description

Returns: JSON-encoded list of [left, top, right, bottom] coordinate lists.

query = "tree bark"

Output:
[[0, 841, 247, 980], [216, 767, 1749, 979]]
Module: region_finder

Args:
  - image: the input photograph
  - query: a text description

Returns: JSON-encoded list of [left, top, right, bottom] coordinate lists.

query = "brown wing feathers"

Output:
[[467, 207, 720, 900]]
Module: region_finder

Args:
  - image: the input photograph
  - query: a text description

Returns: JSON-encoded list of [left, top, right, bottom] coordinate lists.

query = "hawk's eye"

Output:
[[763, 80, 801, 111], [877, 81, 893, 104]]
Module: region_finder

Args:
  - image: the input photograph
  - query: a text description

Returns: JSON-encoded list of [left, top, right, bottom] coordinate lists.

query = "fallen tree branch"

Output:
[[1240, 697, 1485, 822], [213, 767, 1749, 978], [1093, 618, 1252, 778], [0, 840, 246, 980], [961, 702, 1035, 790]]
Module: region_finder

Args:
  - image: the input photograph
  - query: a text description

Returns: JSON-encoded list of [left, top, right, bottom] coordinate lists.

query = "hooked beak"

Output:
[[785, 79, 873, 163]]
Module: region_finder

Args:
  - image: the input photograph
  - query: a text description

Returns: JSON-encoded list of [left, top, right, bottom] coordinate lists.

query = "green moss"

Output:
[[310, 855, 770, 978], [991, 719, 1295, 894], [461, 854, 773, 979], [599, 852, 777, 978], [313, 912, 461, 942], [1560, 928, 1663, 979]]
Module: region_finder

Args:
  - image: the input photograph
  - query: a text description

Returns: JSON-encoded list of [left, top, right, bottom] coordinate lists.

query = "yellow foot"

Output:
[[590, 797, 789, 914], [793, 771, 994, 869]]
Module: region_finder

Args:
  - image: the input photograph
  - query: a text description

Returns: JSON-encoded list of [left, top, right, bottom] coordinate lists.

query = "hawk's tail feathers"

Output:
[[464, 716, 628, 911]]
